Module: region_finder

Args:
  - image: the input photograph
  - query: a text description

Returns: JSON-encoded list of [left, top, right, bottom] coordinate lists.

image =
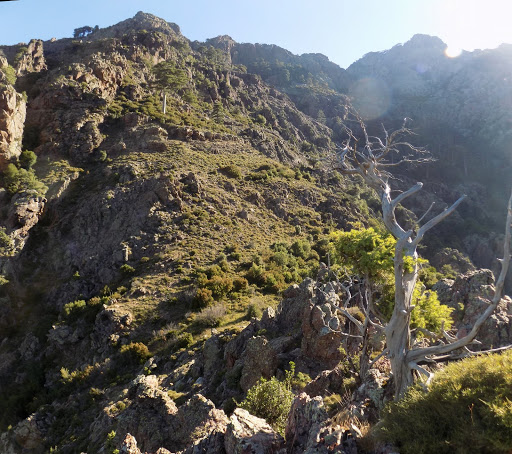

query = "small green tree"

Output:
[[317, 109, 326, 124], [330, 227, 454, 378], [212, 101, 224, 124], [73, 26, 93, 38], [152, 61, 188, 114]]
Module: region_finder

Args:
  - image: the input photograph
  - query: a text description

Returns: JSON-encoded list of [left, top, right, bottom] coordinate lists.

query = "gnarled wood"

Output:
[[333, 111, 512, 399]]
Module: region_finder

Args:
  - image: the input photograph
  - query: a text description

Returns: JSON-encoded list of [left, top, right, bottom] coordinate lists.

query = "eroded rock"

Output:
[[224, 408, 284, 454], [434, 268, 512, 349], [0, 84, 26, 165]]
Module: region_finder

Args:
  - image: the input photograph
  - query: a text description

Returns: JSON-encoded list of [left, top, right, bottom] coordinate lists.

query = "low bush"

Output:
[[19, 150, 37, 169], [62, 297, 104, 324], [220, 164, 242, 179], [193, 287, 214, 309], [378, 350, 512, 454], [239, 362, 295, 435], [245, 303, 261, 320], [120, 264, 135, 275], [3, 163, 47, 196], [119, 342, 150, 366], [194, 303, 226, 328]]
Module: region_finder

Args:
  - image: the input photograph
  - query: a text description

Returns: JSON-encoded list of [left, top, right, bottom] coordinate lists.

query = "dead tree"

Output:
[[335, 113, 512, 399]]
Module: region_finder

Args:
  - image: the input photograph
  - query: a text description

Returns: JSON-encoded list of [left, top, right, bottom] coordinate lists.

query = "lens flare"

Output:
[[444, 46, 463, 58], [349, 77, 391, 120]]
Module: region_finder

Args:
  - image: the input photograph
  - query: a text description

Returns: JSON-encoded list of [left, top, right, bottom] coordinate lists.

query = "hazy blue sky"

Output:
[[1, 0, 511, 68]]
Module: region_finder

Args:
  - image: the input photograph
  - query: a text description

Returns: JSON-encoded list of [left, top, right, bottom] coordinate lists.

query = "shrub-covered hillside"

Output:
[[0, 11, 510, 454]]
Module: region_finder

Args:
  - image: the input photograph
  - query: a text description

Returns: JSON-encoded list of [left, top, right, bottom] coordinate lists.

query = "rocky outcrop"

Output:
[[91, 306, 134, 356], [434, 269, 512, 349], [239, 336, 278, 392], [286, 393, 338, 454], [116, 375, 228, 453], [14, 39, 46, 76], [7, 193, 45, 235], [0, 84, 26, 165], [0, 412, 52, 454], [301, 291, 344, 369], [224, 408, 284, 454]]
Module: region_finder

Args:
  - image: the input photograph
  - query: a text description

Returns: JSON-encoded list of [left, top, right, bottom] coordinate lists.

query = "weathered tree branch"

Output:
[[408, 190, 512, 363], [411, 195, 466, 249]]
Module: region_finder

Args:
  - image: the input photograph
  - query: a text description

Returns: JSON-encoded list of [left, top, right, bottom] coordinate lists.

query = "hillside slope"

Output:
[[0, 11, 510, 454]]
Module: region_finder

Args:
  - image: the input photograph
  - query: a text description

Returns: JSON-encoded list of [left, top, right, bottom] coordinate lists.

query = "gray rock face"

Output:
[[14, 39, 47, 76], [116, 375, 228, 453], [0, 412, 53, 454], [91, 306, 134, 355], [120, 433, 142, 454], [276, 278, 315, 333], [224, 408, 284, 454], [434, 269, 512, 349], [0, 84, 26, 165], [285, 393, 331, 454], [239, 336, 278, 392], [301, 299, 344, 369]]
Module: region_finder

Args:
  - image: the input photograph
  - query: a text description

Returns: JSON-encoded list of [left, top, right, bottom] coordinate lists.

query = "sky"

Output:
[[1, 0, 512, 68]]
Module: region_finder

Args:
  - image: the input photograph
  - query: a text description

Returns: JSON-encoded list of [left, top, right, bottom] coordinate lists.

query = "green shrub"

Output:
[[245, 303, 261, 320], [176, 332, 193, 349], [119, 342, 150, 366], [379, 350, 512, 454], [19, 150, 37, 169], [0, 227, 13, 254], [264, 272, 285, 293], [3, 163, 47, 196], [233, 277, 249, 292], [410, 288, 453, 335], [290, 239, 311, 259], [239, 362, 295, 435], [1, 65, 16, 86], [193, 287, 214, 309], [63, 299, 86, 321], [220, 164, 242, 179], [246, 263, 266, 285], [205, 275, 233, 299], [120, 264, 135, 275]]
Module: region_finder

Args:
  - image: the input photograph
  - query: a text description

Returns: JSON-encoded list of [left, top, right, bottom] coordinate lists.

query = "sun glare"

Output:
[[444, 46, 462, 58]]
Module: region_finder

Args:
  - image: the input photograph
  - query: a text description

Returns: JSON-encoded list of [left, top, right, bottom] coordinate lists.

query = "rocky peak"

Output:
[[403, 33, 447, 51], [15, 39, 47, 76], [92, 11, 182, 41]]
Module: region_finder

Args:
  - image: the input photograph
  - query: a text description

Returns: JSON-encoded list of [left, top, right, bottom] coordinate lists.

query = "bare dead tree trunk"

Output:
[[161, 90, 167, 115], [334, 112, 511, 399]]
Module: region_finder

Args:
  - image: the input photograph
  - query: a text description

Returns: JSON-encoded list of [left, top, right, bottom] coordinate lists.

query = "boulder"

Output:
[[285, 393, 331, 454], [119, 433, 142, 454], [116, 375, 179, 452], [239, 336, 278, 392], [301, 300, 344, 369], [91, 306, 133, 354], [224, 408, 284, 454], [276, 278, 315, 333], [118, 376, 228, 454]]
